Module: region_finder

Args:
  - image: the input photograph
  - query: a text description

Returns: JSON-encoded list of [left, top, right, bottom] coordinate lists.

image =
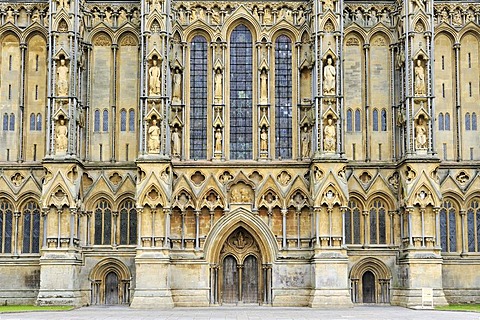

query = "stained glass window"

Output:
[[0, 199, 13, 253], [438, 113, 444, 130], [190, 35, 208, 159], [30, 113, 36, 131], [467, 199, 479, 252], [466, 113, 471, 130], [9, 113, 14, 131], [472, 112, 477, 130], [22, 201, 40, 254], [120, 109, 127, 132], [230, 25, 253, 160], [370, 199, 386, 245], [346, 199, 361, 245], [119, 199, 137, 245], [381, 109, 387, 131], [275, 35, 293, 159], [129, 109, 135, 132], [3, 113, 7, 131], [103, 109, 109, 132], [94, 109, 100, 132], [347, 109, 353, 132], [36, 114, 42, 131], [355, 109, 361, 132], [94, 200, 112, 245], [372, 109, 378, 131]]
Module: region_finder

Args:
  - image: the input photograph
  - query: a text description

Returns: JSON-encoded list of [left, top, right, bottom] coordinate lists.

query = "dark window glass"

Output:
[[449, 206, 457, 252], [30, 113, 36, 131], [94, 110, 100, 132], [438, 113, 444, 131], [36, 114, 42, 131], [275, 35, 292, 159], [346, 200, 361, 245], [467, 200, 479, 252], [120, 109, 127, 132], [440, 207, 447, 252], [381, 109, 387, 131], [445, 113, 450, 130], [230, 25, 253, 160], [190, 36, 208, 159], [347, 109, 353, 132], [370, 208, 377, 244], [369, 200, 387, 245], [3, 114, 7, 131], [372, 109, 378, 131], [473, 112, 477, 131], [9, 114, 14, 131], [379, 207, 386, 244], [0, 200, 13, 253], [466, 113, 471, 131], [129, 109, 135, 132], [94, 200, 112, 245], [119, 200, 136, 245], [22, 201, 40, 254], [355, 109, 361, 132], [103, 109, 109, 132]]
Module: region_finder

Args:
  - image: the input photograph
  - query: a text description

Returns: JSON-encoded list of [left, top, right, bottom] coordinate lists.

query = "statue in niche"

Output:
[[324, 117, 336, 152], [31, 9, 41, 23], [215, 128, 222, 153], [323, 57, 336, 95], [171, 127, 181, 157], [214, 68, 223, 103], [148, 119, 160, 153], [414, 59, 426, 95], [301, 126, 311, 158], [260, 68, 268, 103], [55, 118, 68, 153], [57, 58, 69, 96], [260, 127, 268, 152], [5, 8, 14, 23], [149, 59, 161, 96], [172, 68, 182, 104], [323, 0, 334, 11], [415, 116, 427, 149]]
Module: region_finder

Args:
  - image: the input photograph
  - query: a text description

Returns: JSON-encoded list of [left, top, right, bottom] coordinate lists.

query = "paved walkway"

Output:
[[0, 306, 479, 320]]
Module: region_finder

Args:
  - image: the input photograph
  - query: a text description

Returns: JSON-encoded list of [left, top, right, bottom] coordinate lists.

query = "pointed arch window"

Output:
[[190, 35, 208, 160], [466, 113, 471, 130], [346, 199, 361, 245], [440, 200, 457, 253], [372, 109, 379, 131], [230, 25, 253, 160], [467, 199, 480, 252], [22, 201, 40, 254], [347, 109, 353, 132], [129, 109, 135, 132], [3, 113, 7, 131], [119, 199, 137, 245], [369, 199, 386, 245], [381, 109, 387, 131], [275, 35, 293, 159], [9, 113, 15, 131], [30, 113, 36, 131], [445, 112, 450, 130], [438, 113, 444, 130], [0, 199, 13, 253], [94, 109, 100, 132], [472, 112, 477, 131], [354, 109, 361, 132], [94, 200, 112, 245], [120, 109, 127, 132], [36, 114, 42, 131], [102, 109, 109, 132]]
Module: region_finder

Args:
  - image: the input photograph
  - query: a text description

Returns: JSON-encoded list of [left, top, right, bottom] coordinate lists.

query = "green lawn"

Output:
[[436, 304, 480, 312], [0, 305, 73, 313]]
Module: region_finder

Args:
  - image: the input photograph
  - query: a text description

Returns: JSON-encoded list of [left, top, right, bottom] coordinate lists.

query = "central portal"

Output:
[[220, 228, 260, 305]]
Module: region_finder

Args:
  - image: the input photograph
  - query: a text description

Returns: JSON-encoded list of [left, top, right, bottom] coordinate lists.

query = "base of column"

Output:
[[309, 288, 353, 308], [130, 294, 174, 309], [391, 288, 448, 308]]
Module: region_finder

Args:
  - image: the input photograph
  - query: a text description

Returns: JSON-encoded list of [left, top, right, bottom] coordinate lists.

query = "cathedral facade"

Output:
[[0, 0, 479, 308]]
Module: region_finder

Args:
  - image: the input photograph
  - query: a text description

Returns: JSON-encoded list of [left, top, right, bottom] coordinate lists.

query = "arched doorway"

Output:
[[219, 228, 261, 305], [90, 258, 132, 305], [105, 272, 119, 305], [362, 271, 375, 303]]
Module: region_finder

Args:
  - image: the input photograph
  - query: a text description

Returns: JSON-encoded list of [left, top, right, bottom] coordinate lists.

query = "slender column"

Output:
[[408, 208, 413, 246], [389, 210, 396, 246], [195, 209, 200, 250], [69, 207, 77, 247], [14, 212, 20, 255], [460, 210, 466, 254], [281, 208, 287, 249], [137, 207, 143, 247], [86, 211, 92, 246], [237, 264, 243, 301], [151, 208, 156, 247], [57, 207, 61, 248], [111, 44, 118, 161], [453, 43, 461, 161], [362, 210, 369, 246], [420, 208, 425, 247], [42, 208, 48, 248], [164, 207, 171, 248], [296, 210, 301, 248], [434, 207, 440, 249], [328, 208, 333, 245], [112, 211, 118, 246], [314, 207, 321, 247], [364, 44, 370, 161], [341, 206, 347, 246], [19, 44, 27, 162], [181, 210, 185, 249]]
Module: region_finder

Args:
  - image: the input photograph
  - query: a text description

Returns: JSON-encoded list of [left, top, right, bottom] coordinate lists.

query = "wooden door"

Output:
[[105, 272, 119, 305], [222, 255, 238, 303], [242, 255, 258, 303], [362, 271, 375, 303]]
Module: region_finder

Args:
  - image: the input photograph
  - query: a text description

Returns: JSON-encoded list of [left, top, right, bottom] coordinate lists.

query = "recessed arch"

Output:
[[89, 258, 132, 305]]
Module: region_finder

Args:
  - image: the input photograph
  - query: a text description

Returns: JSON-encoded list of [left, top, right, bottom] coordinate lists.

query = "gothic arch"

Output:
[[85, 193, 114, 212], [270, 23, 300, 42], [459, 27, 480, 43], [365, 191, 395, 210], [115, 28, 140, 45], [223, 15, 260, 42], [344, 27, 367, 44], [23, 26, 48, 42], [204, 207, 277, 264], [184, 22, 215, 42], [349, 257, 391, 304], [0, 30, 21, 43], [350, 257, 391, 281], [17, 192, 41, 212], [87, 28, 114, 45], [89, 258, 132, 305], [434, 27, 457, 43], [367, 29, 393, 46]]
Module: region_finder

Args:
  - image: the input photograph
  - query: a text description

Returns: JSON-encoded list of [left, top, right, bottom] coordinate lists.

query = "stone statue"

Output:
[[148, 119, 160, 153], [57, 59, 69, 96], [56, 119, 68, 153], [324, 117, 336, 152], [57, 0, 69, 10], [301, 126, 310, 158], [260, 128, 268, 152], [415, 117, 427, 149], [323, 57, 336, 95], [414, 59, 426, 95], [215, 128, 222, 152], [171, 127, 181, 157], [323, 0, 334, 11], [260, 69, 268, 104], [172, 68, 182, 103], [214, 68, 223, 103], [149, 59, 161, 96]]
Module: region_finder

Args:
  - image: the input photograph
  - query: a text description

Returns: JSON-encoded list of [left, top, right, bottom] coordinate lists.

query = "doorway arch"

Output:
[[349, 257, 391, 304], [89, 258, 132, 305]]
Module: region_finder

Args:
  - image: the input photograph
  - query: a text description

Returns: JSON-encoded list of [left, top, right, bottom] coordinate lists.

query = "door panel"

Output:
[[242, 255, 258, 303], [362, 271, 375, 303], [105, 272, 119, 305], [222, 255, 238, 303]]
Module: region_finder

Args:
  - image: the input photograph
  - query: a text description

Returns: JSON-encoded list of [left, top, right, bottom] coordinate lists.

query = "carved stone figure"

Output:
[[214, 68, 223, 103], [260, 128, 268, 152], [149, 59, 161, 96], [57, 0, 69, 10], [57, 59, 69, 96], [172, 127, 181, 157], [414, 59, 426, 95], [323, 0, 334, 11], [215, 128, 222, 152], [172, 68, 182, 104], [301, 126, 310, 158], [148, 119, 160, 153], [323, 57, 336, 95], [56, 119, 68, 153], [324, 117, 336, 152], [416, 117, 427, 149], [260, 69, 268, 104]]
